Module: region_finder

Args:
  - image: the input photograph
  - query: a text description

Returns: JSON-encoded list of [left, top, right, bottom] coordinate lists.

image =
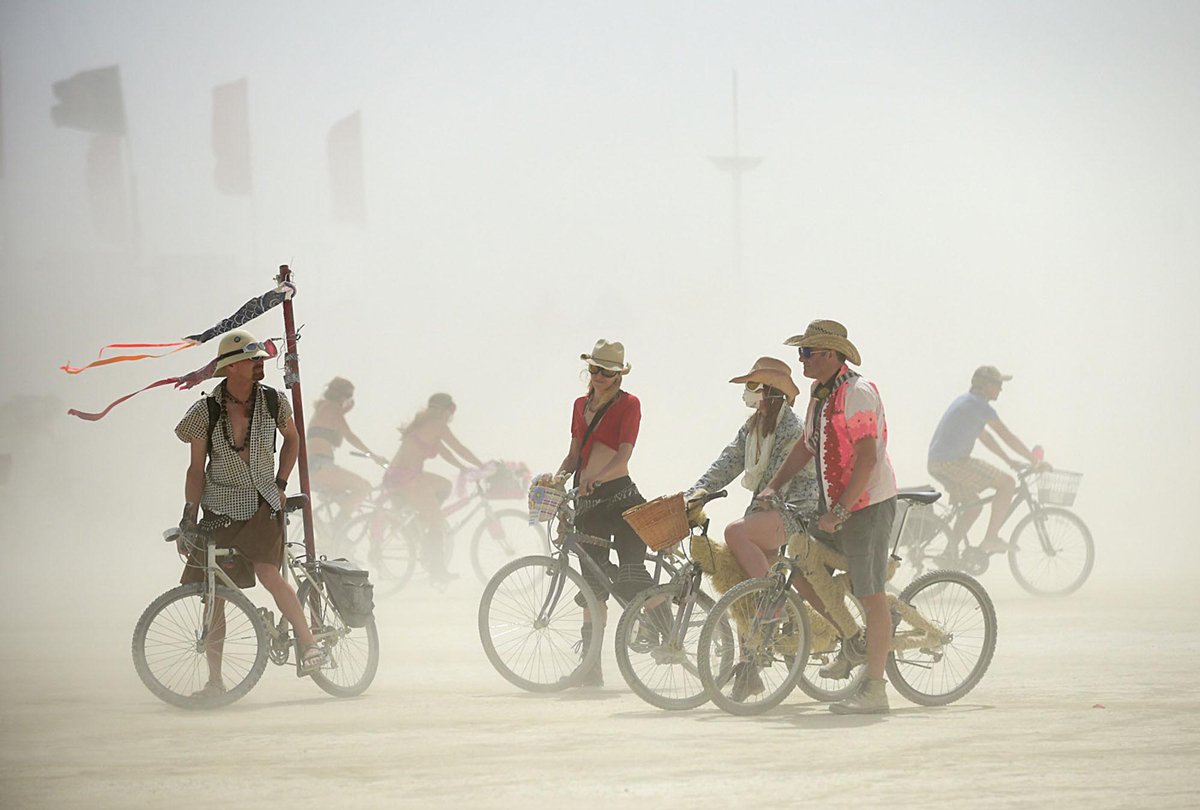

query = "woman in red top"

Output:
[[549, 339, 648, 686]]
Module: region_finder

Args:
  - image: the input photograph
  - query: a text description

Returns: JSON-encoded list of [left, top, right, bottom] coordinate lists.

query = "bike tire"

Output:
[[698, 578, 810, 716], [615, 582, 729, 711], [470, 508, 550, 585], [296, 579, 380, 697], [886, 569, 997, 706], [131, 583, 268, 710], [478, 555, 603, 692], [1007, 507, 1094, 597]]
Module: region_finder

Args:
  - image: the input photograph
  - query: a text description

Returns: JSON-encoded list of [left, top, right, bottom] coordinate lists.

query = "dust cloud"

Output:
[[1, 3, 1198, 808]]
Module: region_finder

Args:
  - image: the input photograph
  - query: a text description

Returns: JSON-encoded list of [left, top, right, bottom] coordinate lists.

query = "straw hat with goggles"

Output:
[[729, 357, 800, 405]]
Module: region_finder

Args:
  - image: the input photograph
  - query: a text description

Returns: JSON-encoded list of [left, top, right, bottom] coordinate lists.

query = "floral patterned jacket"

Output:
[[688, 405, 820, 521]]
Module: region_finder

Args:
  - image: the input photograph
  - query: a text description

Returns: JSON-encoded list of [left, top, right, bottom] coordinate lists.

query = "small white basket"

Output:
[[528, 484, 566, 525]]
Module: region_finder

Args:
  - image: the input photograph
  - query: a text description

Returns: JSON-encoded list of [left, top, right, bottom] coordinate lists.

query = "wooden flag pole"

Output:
[[276, 264, 316, 558]]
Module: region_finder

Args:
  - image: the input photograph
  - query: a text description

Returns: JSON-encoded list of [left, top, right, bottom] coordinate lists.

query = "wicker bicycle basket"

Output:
[[527, 484, 566, 524], [1036, 470, 1083, 507], [623, 493, 689, 551]]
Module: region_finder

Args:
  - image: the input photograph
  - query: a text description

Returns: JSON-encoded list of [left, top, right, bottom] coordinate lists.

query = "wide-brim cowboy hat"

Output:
[[783, 319, 861, 366], [580, 339, 631, 374], [213, 329, 271, 377], [729, 356, 800, 405]]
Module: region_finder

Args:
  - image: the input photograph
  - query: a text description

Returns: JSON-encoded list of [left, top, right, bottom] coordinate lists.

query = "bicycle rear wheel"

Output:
[[1007, 507, 1094, 596], [343, 509, 418, 595], [131, 583, 268, 709], [478, 555, 602, 692], [297, 579, 379, 697], [698, 578, 810, 716], [470, 508, 550, 585], [615, 581, 730, 711], [886, 569, 997, 706]]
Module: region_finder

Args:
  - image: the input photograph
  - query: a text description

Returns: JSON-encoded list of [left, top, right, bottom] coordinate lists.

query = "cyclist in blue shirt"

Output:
[[927, 366, 1042, 554]]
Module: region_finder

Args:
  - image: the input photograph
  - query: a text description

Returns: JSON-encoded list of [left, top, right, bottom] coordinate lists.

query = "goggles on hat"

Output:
[[217, 340, 274, 364]]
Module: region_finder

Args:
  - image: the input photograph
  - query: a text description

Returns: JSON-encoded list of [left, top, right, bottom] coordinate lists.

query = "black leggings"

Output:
[[574, 476, 651, 604]]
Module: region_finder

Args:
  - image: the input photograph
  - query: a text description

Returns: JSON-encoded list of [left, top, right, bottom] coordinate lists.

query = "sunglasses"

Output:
[[588, 365, 620, 378], [798, 347, 830, 359], [744, 382, 764, 392]]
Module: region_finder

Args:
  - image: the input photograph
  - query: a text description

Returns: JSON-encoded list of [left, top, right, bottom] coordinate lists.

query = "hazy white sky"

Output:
[[1, 1, 1198, 590]]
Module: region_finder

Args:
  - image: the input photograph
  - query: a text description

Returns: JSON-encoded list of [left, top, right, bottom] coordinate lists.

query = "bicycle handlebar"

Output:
[[686, 489, 728, 507]]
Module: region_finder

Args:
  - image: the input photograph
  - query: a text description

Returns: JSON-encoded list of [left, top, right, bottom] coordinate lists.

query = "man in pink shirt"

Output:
[[761, 320, 898, 714]]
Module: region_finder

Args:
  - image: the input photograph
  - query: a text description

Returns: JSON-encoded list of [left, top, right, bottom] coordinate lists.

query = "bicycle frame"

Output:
[[936, 466, 1058, 554]]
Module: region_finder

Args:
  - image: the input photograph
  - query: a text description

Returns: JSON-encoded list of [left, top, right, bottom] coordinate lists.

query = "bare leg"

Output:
[[983, 476, 1017, 543], [205, 598, 226, 686], [255, 562, 317, 648], [724, 510, 786, 579]]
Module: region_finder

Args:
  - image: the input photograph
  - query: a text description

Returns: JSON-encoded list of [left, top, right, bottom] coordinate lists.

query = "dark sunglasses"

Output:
[[588, 365, 620, 378], [798, 347, 830, 359]]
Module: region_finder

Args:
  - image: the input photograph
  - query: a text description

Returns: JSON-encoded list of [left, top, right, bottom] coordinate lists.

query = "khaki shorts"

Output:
[[928, 458, 1012, 505], [814, 498, 896, 598], [180, 501, 283, 589]]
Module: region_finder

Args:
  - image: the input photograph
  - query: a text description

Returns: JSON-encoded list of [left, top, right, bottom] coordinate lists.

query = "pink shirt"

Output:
[[805, 371, 897, 512]]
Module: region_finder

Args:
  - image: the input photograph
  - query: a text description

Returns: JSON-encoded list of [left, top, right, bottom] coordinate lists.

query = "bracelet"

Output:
[[274, 477, 288, 490], [832, 503, 851, 523]]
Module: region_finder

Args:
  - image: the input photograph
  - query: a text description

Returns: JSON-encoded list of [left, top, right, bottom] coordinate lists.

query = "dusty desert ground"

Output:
[[2, 545, 1198, 810]]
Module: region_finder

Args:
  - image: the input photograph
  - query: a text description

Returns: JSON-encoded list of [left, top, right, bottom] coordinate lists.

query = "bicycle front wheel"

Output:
[[886, 569, 997, 706], [1007, 507, 1094, 596], [615, 582, 729, 711], [470, 508, 550, 585], [478, 555, 602, 692], [297, 579, 380, 697], [131, 583, 268, 710], [698, 578, 810, 716]]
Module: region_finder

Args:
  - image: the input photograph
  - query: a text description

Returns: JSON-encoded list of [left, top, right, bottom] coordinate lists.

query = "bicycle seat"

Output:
[[285, 494, 309, 513], [896, 486, 942, 505]]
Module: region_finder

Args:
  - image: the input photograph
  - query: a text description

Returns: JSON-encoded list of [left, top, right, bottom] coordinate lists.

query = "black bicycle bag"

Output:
[[320, 559, 375, 628]]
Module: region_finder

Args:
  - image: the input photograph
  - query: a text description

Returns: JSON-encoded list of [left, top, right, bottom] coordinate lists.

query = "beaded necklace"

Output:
[[221, 383, 256, 452]]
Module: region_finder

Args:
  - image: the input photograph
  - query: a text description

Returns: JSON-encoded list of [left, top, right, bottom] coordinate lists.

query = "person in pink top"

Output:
[[760, 320, 898, 715], [385, 393, 483, 584]]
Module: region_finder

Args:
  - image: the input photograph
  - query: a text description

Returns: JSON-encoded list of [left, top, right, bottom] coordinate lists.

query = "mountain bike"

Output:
[[697, 489, 998, 715], [131, 495, 379, 709], [898, 463, 1093, 596], [478, 485, 684, 692], [324, 455, 547, 594]]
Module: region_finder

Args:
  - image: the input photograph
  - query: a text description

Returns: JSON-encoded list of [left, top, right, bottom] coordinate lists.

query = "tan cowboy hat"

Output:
[[580, 339, 631, 374], [213, 329, 271, 377], [729, 357, 800, 405], [783, 319, 861, 366], [972, 365, 1012, 387]]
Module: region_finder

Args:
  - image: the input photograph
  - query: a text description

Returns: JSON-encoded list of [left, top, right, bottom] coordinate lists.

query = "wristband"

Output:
[[832, 503, 851, 523], [275, 477, 288, 490]]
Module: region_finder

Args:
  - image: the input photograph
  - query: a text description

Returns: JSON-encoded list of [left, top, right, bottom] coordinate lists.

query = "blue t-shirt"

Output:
[[928, 392, 998, 463]]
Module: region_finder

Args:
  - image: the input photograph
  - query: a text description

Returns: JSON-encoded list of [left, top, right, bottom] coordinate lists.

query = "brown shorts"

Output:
[[180, 501, 283, 589], [928, 458, 1012, 505]]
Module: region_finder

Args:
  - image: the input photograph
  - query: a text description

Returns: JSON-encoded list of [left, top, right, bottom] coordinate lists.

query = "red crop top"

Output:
[[571, 391, 641, 468]]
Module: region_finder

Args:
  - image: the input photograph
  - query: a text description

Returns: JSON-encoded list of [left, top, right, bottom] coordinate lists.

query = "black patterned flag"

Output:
[[212, 78, 251, 195], [328, 111, 365, 224], [51, 65, 126, 135]]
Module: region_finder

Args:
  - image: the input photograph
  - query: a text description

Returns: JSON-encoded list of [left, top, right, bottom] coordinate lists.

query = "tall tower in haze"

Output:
[[709, 71, 762, 275]]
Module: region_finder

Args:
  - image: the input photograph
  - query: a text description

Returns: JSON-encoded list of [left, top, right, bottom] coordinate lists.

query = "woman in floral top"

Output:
[[687, 357, 819, 579]]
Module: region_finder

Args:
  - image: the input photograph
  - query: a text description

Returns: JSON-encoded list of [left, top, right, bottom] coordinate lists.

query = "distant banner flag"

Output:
[[86, 134, 130, 243], [51, 65, 126, 135], [212, 78, 251, 195], [328, 110, 365, 224]]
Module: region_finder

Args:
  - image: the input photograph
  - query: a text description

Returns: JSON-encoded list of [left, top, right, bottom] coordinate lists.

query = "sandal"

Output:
[[299, 644, 326, 676]]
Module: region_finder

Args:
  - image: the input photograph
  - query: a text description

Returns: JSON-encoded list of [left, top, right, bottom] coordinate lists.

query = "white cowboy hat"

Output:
[[580, 339, 631, 374]]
